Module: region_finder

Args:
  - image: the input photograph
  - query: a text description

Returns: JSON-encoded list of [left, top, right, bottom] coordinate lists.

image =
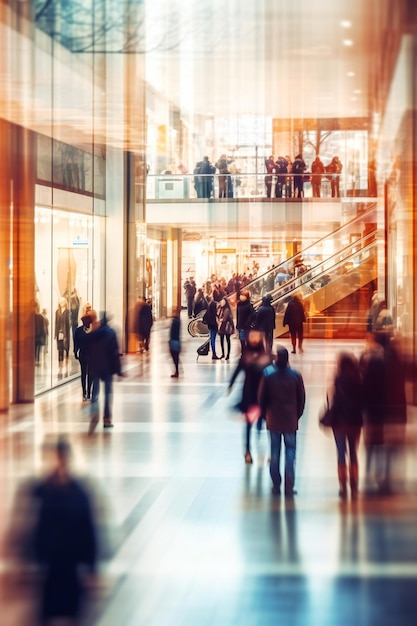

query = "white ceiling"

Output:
[[145, 0, 381, 119]]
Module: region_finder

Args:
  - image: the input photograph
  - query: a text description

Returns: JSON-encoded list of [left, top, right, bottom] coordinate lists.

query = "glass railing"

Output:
[[146, 172, 374, 201], [231, 204, 377, 303]]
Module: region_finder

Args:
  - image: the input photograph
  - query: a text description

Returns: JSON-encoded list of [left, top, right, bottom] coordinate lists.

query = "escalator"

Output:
[[239, 204, 378, 339], [271, 235, 377, 338], [241, 203, 377, 305], [188, 204, 378, 338]]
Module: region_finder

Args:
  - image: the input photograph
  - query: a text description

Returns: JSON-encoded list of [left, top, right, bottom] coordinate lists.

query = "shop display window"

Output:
[[34, 208, 94, 394]]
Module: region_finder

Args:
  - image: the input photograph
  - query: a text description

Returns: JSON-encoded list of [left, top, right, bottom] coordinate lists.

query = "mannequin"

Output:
[[70, 287, 81, 337], [55, 297, 70, 365]]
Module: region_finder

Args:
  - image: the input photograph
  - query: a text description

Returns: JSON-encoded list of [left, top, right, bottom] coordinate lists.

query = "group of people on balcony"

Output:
[[264, 154, 343, 199], [191, 152, 343, 199], [193, 154, 240, 199]]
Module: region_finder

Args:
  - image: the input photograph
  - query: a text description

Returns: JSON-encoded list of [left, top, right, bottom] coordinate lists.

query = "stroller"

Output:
[[196, 339, 210, 360]]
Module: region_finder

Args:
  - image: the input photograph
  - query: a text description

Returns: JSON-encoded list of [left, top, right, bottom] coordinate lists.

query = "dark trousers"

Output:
[[289, 324, 304, 350], [79, 356, 90, 399], [219, 333, 231, 358], [170, 348, 179, 374], [90, 374, 113, 422]]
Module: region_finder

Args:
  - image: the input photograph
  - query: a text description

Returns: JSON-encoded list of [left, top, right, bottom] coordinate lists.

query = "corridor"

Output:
[[2, 320, 417, 625]]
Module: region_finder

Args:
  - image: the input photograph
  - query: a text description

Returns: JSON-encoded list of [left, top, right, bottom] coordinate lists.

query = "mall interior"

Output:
[[1, 1, 417, 624]]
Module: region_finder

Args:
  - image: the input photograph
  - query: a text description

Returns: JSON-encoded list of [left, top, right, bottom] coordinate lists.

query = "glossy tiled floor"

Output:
[[2, 317, 417, 625]]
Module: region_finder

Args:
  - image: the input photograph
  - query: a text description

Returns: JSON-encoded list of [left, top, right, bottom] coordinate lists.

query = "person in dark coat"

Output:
[[292, 153, 307, 198], [330, 352, 363, 499], [203, 297, 220, 359], [35, 304, 46, 365], [258, 347, 305, 496], [199, 156, 215, 198], [169, 308, 181, 378], [217, 297, 235, 360], [228, 330, 272, 464], [264, 155, 276, 198], [236, 290, 255, 353], [193, 288, 208, 316], [283, 294, 306, 354], [275, 156, 288, 198], [137, 299, 153, 351], [193, 161, 203, 198], [360, 333, 407, 494], [73, 313, 93, 401], [359, 334, 386, 492], [84, 311, 123, 434], [255, 294, 276, 352], [184, 278, 197, 318], [33, 438, 97, 625]]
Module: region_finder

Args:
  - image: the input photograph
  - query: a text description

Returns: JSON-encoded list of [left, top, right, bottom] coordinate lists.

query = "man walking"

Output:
[[83, 311, 123, 434], [258, 347, 305, 497], [255, 294, 276, 352]]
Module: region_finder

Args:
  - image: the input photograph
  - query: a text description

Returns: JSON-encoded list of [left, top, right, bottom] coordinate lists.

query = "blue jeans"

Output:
[[209, 328, 218, 355], [90, 374, 113, 422], [269, 430, 297, 492]]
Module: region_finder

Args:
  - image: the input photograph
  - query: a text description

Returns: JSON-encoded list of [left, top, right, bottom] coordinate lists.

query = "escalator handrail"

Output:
[[264, 237, 377, 310]]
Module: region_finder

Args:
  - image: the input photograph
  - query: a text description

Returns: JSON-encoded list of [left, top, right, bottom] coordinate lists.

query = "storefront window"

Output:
[[34, 207, 94, 394]]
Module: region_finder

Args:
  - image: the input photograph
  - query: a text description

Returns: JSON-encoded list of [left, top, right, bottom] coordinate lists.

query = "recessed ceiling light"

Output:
[[341, 20, 352, 28], [347, 71, 355, 77], [351, 97, 357, 101], [354, 89, 362, 94], [343, 39, 354, 46]]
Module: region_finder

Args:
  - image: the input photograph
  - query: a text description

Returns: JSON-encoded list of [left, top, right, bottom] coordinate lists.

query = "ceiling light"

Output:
[[343, 39, 354, 46], [354, 89, 362, 94], [341, 20, 352, 28], [347, 71, 355, 77], [351, 97, 357, 101]]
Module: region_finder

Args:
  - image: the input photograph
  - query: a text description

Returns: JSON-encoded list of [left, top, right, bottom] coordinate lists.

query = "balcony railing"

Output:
[[146, 173, 372, 201]]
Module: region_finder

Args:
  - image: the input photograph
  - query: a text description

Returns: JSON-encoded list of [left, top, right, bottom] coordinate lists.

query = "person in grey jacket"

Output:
[[258, 346, 305, 496]]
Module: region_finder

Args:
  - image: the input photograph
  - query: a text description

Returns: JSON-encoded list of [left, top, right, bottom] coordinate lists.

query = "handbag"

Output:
[[319, 395, 334, 428], [224, 319, 234, 335], [246, 404, 261, 424]]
